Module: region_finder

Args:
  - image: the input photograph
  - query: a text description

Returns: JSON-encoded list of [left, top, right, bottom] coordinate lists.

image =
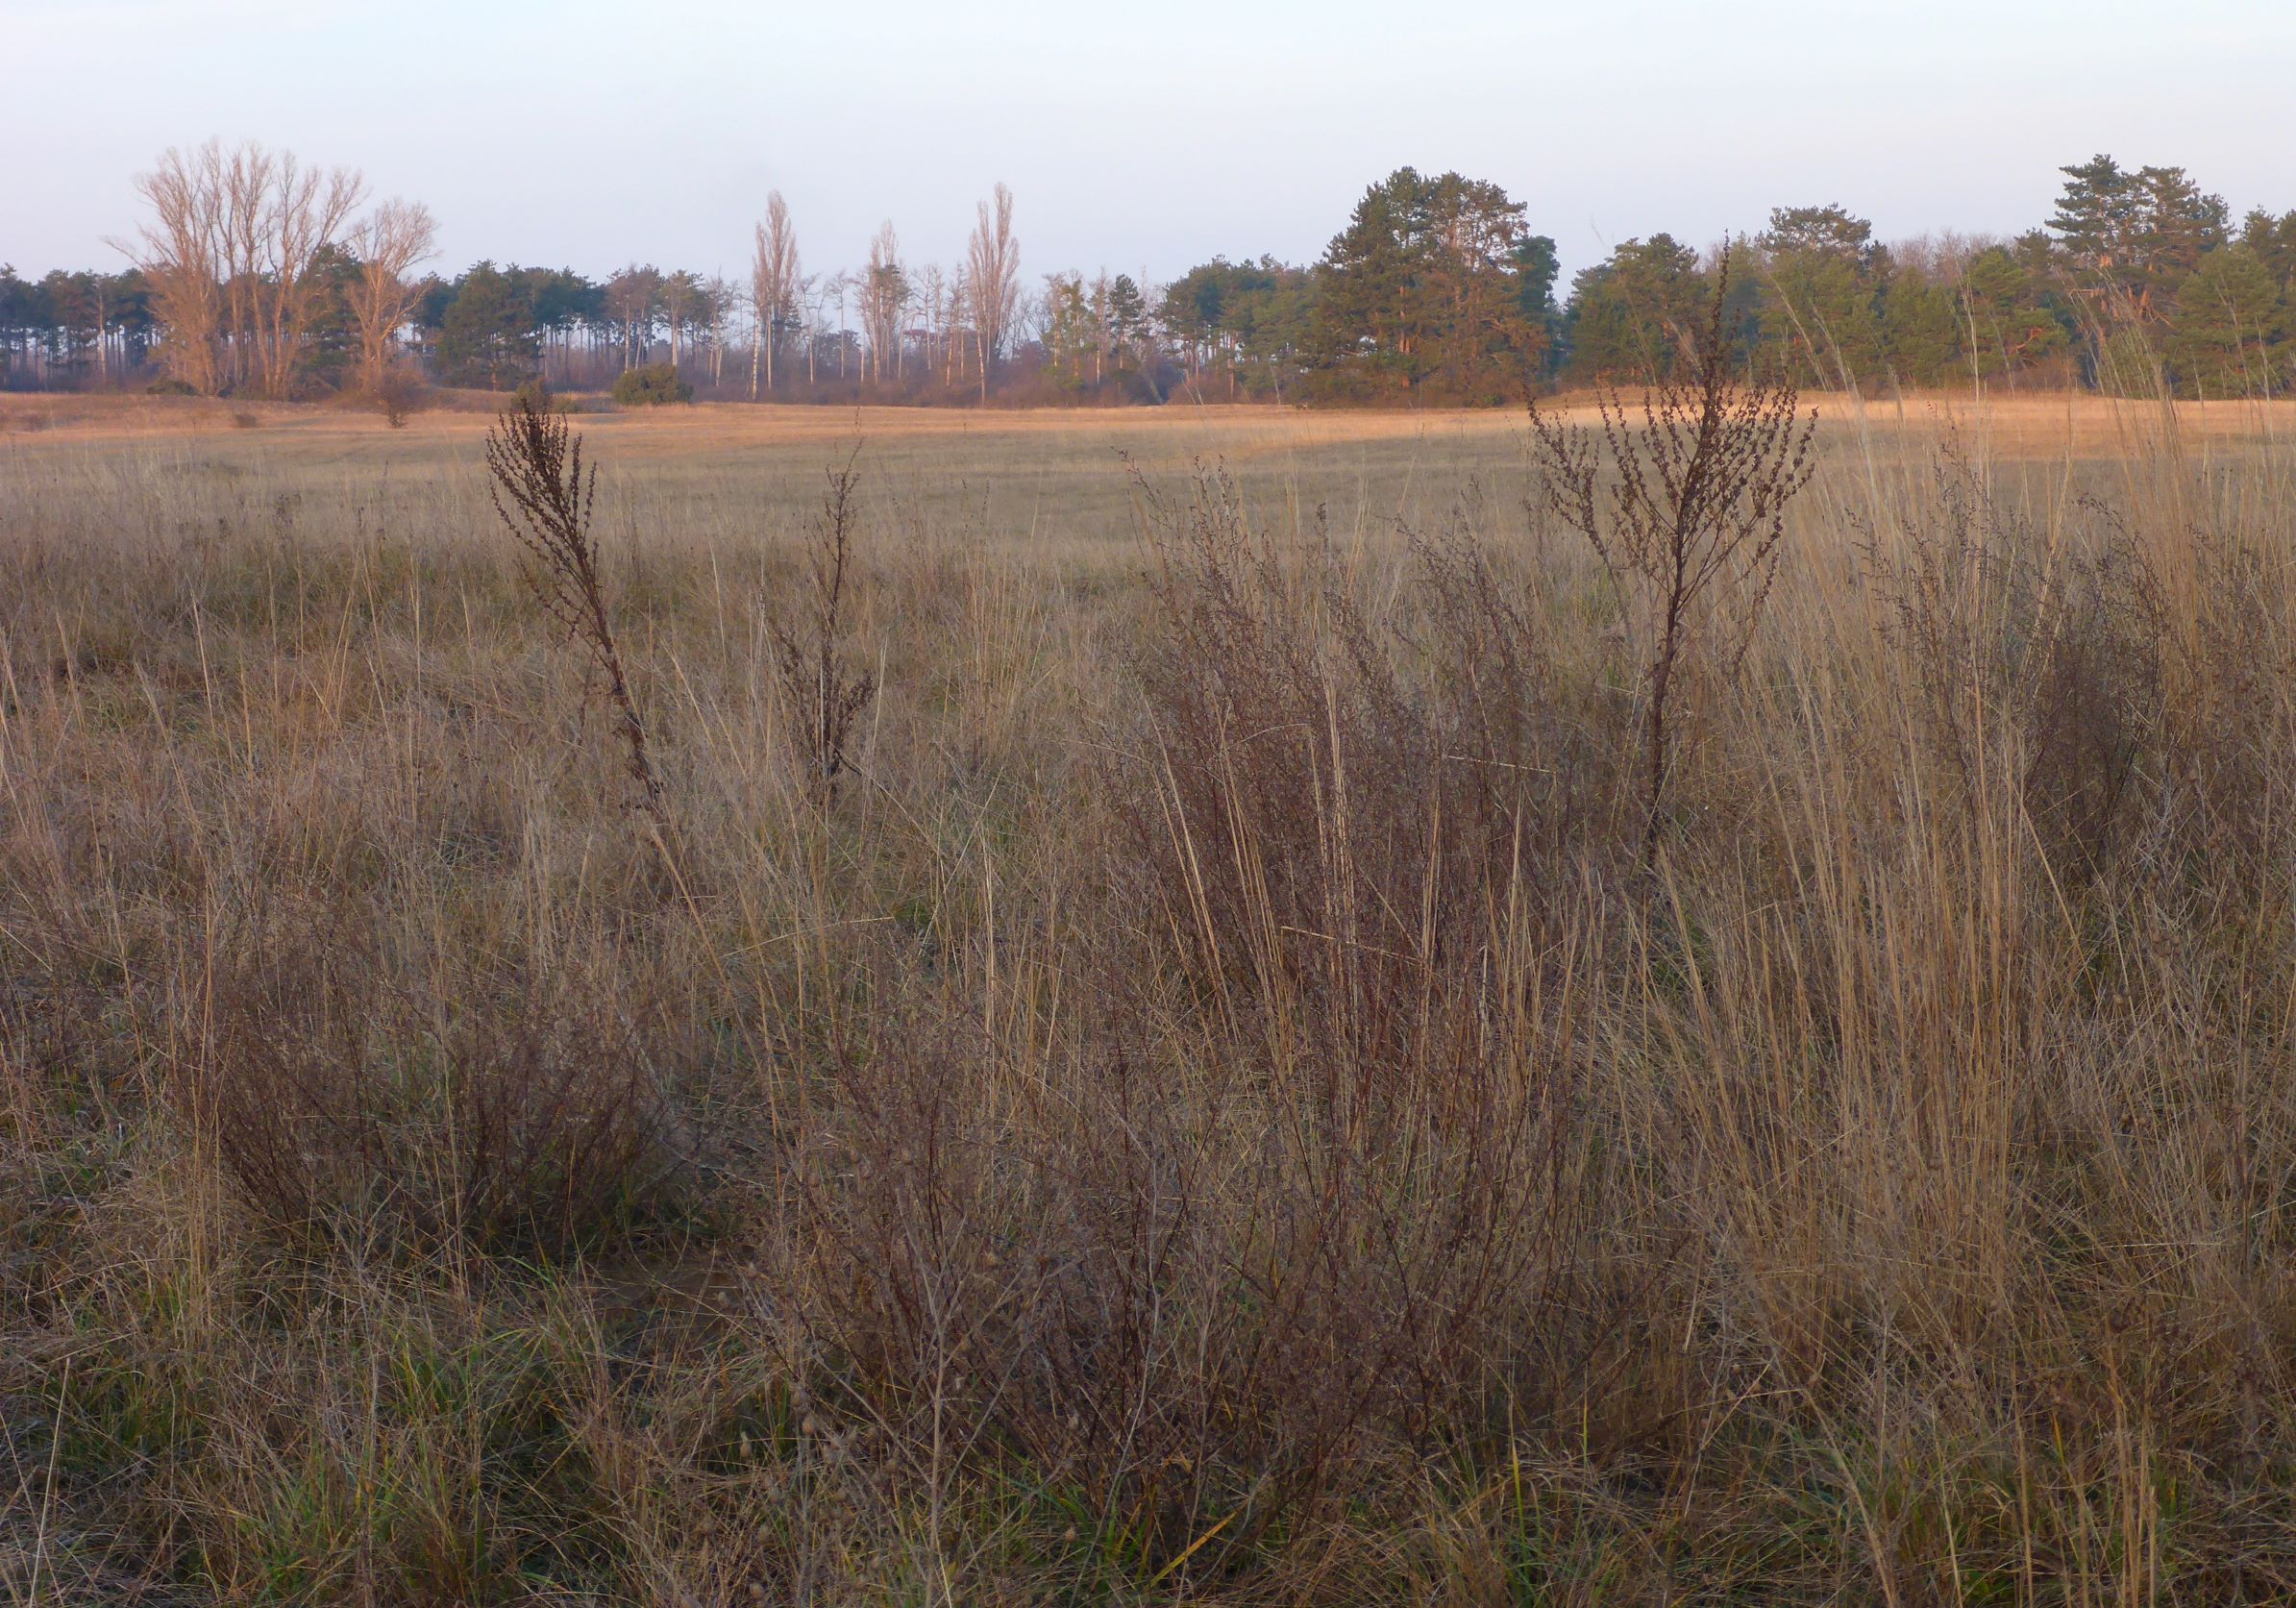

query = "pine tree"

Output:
[[1157, 260, 1229, 377], [2125, 165, 2229, 320], [2167, 244, 2286, 397], [2239, 209, 2296, 297], [1758, 205, 1885, 386], [1040, 272, 1095, 389], [1159, 258, 1314, 398], [1763, 204, 1875, 260], [1563, 235, 1705, 383], [1961, 246, 2070, 380], [1310, 167, 1544, 402], [1882, 268, 1962, 387], [297, 243, 361, 391], [1514, 235, 1561, 373], [1108, 274, 1147, 346], [437, 261, 540, 389], [2049, 155, 2136, 272]]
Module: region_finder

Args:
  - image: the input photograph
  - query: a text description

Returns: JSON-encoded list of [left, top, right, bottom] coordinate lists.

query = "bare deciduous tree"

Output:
[[915, 262, 948, 385], [1090, 271, 1112, 385], [802, 273, 824, 384], [827, 268, 856, 380], [661, 270, 706, 375], [219, 146, 268, 390], [606, 265, 663, 371], [347, 198, 437, 390], [947, 267, 971, 387], [704, 275, 734, 387], [255, 151, 365, 397], [123, 139, 365, 399], [750, 192, 802, 399], [964, 183, 1021, 402], [121, 143, 228, 395]]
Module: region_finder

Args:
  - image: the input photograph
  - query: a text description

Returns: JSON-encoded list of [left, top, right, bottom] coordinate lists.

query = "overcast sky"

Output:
[[7, 0, 2292, 288]]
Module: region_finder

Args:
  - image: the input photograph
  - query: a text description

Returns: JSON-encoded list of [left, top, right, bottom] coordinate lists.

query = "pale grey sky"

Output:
[[6, 0, 2291, 285]]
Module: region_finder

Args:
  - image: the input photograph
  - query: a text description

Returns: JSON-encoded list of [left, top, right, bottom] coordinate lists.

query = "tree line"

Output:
[[6, 142, 2293, 404]]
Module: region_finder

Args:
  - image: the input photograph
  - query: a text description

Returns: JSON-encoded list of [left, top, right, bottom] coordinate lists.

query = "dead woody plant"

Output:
[[771, 447, 877, 803], [1530, 250, 1815, 861], [485, 395, 661, 809]]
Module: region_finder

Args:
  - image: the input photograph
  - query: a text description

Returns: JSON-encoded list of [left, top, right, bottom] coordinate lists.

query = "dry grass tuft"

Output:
[[197, 906, 677, 1255]]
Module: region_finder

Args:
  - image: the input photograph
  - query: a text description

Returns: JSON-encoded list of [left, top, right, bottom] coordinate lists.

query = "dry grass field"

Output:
[[6, 389, 2296, 1602]]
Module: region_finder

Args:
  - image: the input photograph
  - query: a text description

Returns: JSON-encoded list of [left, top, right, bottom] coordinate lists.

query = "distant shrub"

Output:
[[511, 377, 557, 414], [370, 367, 430, 429], [611, 363, 692, 407], [146, 377, 198, 397]]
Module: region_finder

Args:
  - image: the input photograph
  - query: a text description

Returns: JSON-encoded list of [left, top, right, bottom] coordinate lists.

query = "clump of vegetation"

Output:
[[197, 913, 675, 1254], [369, 365, 428, 427], [610, 362, 692, 407], [1866, 450, 2167, 877]]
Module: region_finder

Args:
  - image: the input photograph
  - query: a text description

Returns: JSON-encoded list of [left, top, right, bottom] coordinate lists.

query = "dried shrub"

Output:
[[1406, 500, 1623, 849], [1530, 250, 1816, 860], [370, 365, 429, 428], [768, 450, 876, 803], [611, 363, 692, 407], [794, 983, 1606, 1579], [1122, 462, 1602, 1027], [2154, 520, 2296, 877], [781, 465, 1629, 1571], [195, 913, 675, 1255]]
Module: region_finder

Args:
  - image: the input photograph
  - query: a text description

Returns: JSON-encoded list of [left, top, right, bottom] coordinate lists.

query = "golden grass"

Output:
[[12, 385, 2296, 454], [5, 393, 2296, 1601]]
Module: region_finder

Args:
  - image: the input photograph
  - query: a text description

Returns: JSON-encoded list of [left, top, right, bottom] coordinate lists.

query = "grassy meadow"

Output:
[[6, 390, 2296, 1602]]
